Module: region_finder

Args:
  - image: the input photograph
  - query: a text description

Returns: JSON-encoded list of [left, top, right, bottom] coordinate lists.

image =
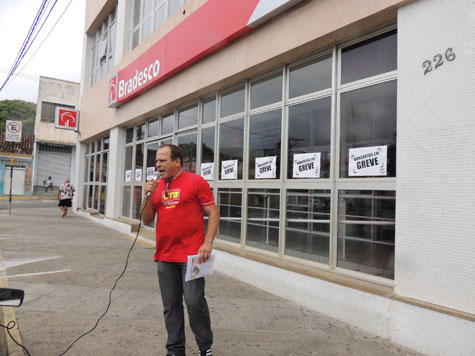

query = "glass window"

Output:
[[154, 1, 166, 30], [219, 118, 244, 179], [124, 146, 133, 175], [146, 142, 159, 178], [217, 188, 242, 244], [178, 104, 198, 129], [101, 153, 108, 182], [289, 56, 332, 98], [246, 189, 280, 252], [288, 97, 331, 179], [340, 80, 397, 178], [132, 0, 141, 27], [341, 30, 397, 84], [93, 186, 99, 210], [133, 186, 143, 219], [168, 0, 181, 17], [162, 112, 174, 135], [131, 29, 140, 50], [108, 22, 116, 71], [285, 190, 330, 264], [122, 186, 131, 217], [250, 73, 282, 109], [337, 190, 395, 279], [99, 186, 106, 215], [89, 156, 95, 182], [83, 185, 88, 209], [136, 124, 146, 140], [88, 185, 93, 208], [84, 157, 89, 182], [202, 98, 216, 123], [248, 109, 281, 179], [201, 126, 215, 163], [103, 137, 110, 150], [148, 119, 159, 137], [177, 132, 197, 173], [90, 8, 117, 86], [220, 87, 244, 118], [135, 143, 144, 180], [161, 137, 173, 145], [143, 0, 153, 16], [142, 16, 153, 39], [126, 127, 134, 143]]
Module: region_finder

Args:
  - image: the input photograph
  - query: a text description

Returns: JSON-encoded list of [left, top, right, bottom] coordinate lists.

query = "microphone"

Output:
[[146, 174, 159, 198]]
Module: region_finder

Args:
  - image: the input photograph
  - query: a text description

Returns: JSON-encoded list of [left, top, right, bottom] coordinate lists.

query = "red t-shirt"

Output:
[[151, 171, 215, 262]]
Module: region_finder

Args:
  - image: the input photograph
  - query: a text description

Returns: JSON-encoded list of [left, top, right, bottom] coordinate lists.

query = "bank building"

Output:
[[76, 1, 475, 355]]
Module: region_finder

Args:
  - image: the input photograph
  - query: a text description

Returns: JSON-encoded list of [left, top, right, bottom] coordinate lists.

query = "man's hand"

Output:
[[141, 178, 160, 226], [145, 178, 160, 197], [198, 241, 213, 263]]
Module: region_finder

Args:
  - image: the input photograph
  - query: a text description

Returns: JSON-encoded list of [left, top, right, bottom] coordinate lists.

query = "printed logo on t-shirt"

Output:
[[162, 189, 180, 207]]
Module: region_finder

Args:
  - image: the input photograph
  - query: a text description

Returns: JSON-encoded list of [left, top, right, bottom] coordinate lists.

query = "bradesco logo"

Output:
[[118, 59, 160, 99], [109, 74, 117, 104], [54, 107, 79, 130], [59, 110, 77, 128]]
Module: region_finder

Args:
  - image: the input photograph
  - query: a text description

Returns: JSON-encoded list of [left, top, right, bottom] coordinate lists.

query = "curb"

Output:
[[0, 249, 25, 356]]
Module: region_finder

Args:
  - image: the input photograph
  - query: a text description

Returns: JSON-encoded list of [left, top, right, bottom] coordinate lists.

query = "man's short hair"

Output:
[[160, 144, 183, 166]]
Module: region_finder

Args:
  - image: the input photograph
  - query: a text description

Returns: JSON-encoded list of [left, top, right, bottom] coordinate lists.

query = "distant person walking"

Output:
[[57, 178, 75, 218], [44, 176, 53, 192]]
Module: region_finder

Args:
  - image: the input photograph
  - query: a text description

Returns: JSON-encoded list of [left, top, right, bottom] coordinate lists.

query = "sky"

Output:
[[0, 0, 86, 103]]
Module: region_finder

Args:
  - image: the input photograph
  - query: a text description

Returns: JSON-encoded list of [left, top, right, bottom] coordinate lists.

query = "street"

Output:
[[0, 203, 425, 356]]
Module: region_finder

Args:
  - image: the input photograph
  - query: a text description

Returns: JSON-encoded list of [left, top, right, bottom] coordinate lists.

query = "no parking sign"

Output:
[[6, 120, 22, 142]]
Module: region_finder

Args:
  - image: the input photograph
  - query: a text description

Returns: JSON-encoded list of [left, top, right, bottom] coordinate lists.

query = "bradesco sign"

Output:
[[108, 0, 302, 107]]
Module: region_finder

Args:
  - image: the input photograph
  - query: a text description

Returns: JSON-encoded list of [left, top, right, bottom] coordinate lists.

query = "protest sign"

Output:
[[221, 160, 238, 179], [293, 153, 320, 178], [349, 146, 387, 176], [255, 156, 276, 179], [201, 162, 214, 180]]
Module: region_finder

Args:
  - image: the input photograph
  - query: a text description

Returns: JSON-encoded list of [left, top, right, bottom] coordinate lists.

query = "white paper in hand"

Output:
[[185, 251, 216, 281]]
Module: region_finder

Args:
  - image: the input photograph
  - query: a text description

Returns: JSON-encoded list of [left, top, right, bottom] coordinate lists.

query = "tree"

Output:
[[0, 100, 36, 135]]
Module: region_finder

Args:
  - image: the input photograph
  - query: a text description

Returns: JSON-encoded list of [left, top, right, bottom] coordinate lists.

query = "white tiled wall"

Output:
[[396, 0, 475, 315]]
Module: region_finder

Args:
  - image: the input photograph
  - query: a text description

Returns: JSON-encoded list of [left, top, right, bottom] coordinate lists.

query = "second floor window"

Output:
[[90, 7, 117, 87], [130, 0, 187, 51]]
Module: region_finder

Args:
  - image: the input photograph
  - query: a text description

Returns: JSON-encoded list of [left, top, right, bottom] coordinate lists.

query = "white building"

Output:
[[33, 76, 80, 192], [76, 1, 475, 355]]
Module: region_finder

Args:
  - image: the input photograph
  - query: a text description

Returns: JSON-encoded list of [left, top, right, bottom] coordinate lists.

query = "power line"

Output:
[[0, 0, 49, 91], [7, 0, 49, 85], [11, 0, 59, 76], [0, 0, 64, 92], [8, 0, 74, 87]]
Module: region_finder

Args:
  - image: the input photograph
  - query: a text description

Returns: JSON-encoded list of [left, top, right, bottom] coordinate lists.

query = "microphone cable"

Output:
[[0, 195, 153, 356]]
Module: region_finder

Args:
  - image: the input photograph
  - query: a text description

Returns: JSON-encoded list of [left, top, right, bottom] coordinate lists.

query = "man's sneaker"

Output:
[[198, 349, 212, 356]]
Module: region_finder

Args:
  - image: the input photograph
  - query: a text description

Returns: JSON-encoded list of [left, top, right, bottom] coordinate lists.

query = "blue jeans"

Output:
[[157, 261, 213, 356]]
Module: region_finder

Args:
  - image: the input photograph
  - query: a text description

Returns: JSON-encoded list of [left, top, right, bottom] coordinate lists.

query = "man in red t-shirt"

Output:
[[142, 144, 219, 356]]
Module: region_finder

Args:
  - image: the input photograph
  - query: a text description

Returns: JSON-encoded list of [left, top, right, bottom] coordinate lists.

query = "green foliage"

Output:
[[0, 99, 36, 135]]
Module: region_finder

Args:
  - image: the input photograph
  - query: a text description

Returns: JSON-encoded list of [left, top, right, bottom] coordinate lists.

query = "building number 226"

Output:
[[422, 48, 456, 75]]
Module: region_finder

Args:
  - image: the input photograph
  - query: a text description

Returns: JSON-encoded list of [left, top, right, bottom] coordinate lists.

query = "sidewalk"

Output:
[[0, 204, 426, 356], [0, 193, 57, 201]]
